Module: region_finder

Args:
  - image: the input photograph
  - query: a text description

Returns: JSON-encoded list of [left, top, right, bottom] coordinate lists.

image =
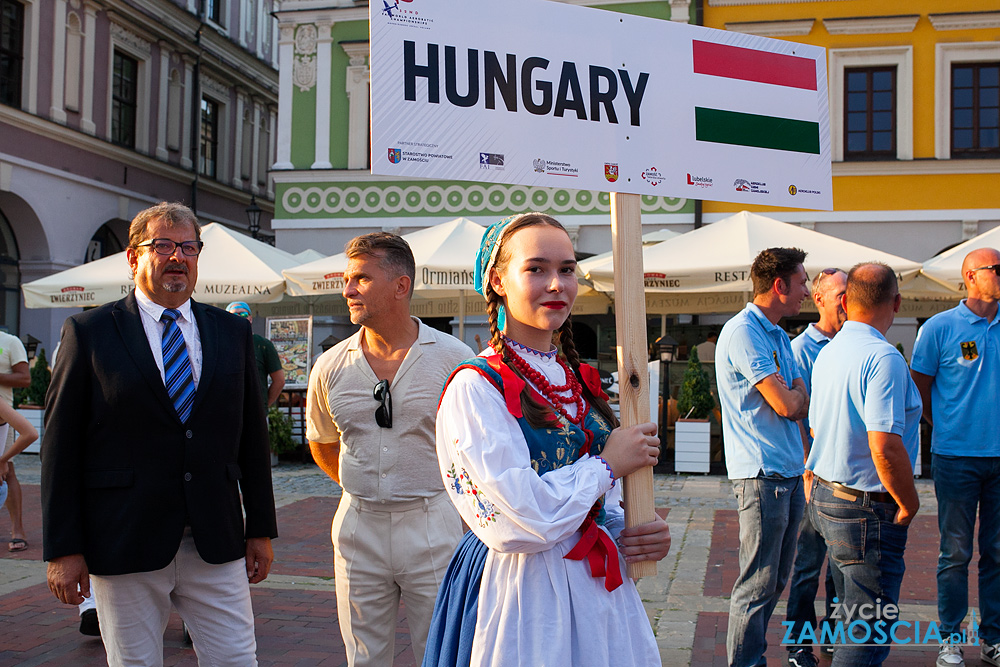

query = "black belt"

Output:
[[816, 477, 896, 505]]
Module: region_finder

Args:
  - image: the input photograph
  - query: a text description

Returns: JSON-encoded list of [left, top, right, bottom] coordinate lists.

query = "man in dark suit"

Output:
[[42, 202, 277, 666]]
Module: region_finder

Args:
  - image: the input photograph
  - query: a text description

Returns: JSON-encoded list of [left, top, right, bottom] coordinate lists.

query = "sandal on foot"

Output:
[[8, 538, 28, 552]]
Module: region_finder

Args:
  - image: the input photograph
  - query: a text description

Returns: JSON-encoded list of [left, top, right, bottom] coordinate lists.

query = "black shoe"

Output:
[[79, 608, 100, 636], [788, 648, 819, 667]]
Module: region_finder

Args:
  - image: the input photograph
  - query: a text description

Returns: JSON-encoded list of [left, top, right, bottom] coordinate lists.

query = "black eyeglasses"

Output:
[[136, 238, 204, 256], [973, 264, 1000, 276], [374, 379, 392, 428]]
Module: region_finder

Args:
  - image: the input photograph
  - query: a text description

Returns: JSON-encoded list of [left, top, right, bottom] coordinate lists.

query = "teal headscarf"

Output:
[[474, 215, 518, 331]]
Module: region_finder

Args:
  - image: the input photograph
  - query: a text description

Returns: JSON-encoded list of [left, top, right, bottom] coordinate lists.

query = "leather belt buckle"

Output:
[[832, 488, 859, 502]]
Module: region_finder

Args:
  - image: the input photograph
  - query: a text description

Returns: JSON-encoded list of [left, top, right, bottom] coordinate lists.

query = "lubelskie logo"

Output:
[[641, 167, 664, 186], [388, 148, 402, 164], [480, 152, 504, 169], [687, 173, 713, 188], [605, 163, 619, 183]]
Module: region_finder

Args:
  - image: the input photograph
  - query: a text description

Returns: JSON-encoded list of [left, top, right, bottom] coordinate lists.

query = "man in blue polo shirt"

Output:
[[785, 267, 847, 667], [808, 262, 921, 667], [911, 247, 1000, 667], [717, 247, 811, 667]]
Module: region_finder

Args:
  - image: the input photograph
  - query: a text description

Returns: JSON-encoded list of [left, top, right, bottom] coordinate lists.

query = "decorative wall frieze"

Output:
[[110, 22, 152, 58], [280, 182, 687, 218], [202, 74, 230, 100], [293, 24, 318, 91]]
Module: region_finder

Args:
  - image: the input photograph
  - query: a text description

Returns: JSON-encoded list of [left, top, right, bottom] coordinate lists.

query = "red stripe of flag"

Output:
[[693, 40, 817, 91]]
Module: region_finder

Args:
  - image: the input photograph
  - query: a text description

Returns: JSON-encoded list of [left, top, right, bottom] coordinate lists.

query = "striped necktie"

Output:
[[161, 309, 195, 422]]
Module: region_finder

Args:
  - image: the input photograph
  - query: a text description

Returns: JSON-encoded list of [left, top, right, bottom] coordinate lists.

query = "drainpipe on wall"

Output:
[[189, 3, 206, 213]]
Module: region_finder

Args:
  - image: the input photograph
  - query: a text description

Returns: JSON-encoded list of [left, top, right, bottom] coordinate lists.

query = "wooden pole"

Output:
[[611, 192, 657, 579]]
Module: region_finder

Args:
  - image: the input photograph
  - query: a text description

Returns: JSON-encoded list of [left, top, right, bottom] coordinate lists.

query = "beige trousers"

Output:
[[332, 490, 463, 667], [90, 529, 257, 667]]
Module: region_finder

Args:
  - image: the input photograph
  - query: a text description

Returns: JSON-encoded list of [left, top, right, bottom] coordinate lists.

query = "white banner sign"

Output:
[[370, 0, 832, 210]]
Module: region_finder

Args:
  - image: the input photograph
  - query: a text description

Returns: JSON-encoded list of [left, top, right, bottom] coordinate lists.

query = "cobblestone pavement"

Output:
[[0, 455, 957, 665]]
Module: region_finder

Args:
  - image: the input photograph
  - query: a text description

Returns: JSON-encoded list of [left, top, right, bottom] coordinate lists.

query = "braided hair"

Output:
[[485, 213, 618, 430]]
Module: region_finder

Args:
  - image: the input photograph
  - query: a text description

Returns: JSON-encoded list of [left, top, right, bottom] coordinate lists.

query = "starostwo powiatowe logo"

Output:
[[605, 163, 619, 183]]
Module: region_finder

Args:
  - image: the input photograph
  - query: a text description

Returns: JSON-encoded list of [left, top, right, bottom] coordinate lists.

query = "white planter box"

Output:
[[675, 419, 710, 474], [15, 407, 44, 454]]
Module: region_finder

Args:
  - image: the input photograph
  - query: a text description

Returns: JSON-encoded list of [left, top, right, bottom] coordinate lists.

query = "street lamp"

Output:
[[652, 333, 679, 469], [653, 334, 679, 363], [245, 195, 262, 240]]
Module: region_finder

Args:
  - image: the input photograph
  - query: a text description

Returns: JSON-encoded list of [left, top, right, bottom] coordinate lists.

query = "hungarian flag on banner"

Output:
[[692, 40, 821, 155]]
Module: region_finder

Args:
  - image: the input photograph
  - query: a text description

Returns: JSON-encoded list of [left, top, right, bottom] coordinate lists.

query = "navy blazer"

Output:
[[41, 292, 277, 575]]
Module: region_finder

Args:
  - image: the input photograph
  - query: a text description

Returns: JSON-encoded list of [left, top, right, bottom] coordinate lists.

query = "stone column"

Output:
[[273, 22, 295, 170], [156, 43, 170, 159], [311, 20, 334, 170], [342, 42, 369, 170], [180, 55, 195, 169], [80, 0, 98, 133], [50, 0, 68, 123]]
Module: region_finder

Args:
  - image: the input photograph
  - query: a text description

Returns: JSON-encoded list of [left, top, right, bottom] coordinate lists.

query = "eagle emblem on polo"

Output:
[[961, 341, 978, 361]]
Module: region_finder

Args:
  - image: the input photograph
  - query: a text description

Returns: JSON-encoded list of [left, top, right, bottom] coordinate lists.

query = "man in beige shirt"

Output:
[[307, 232, 473, 667]]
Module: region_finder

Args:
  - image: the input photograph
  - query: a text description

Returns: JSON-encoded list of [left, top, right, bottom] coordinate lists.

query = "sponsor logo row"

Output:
[[387, 148, 822, 196]]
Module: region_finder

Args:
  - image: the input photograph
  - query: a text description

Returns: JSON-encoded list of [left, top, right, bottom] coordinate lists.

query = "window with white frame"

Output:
[[167, 68, 182, 151], [844, 66, 896, 160], [829, 46, 913, 162], [108, 23, 151, 153], [0, 0, 24, 108], [950, 63, 999, 157], [257, 109, 269, 186], [111, 50, 138, 148], [200, 96, 219, 178], [935, 43, 1000, 159]]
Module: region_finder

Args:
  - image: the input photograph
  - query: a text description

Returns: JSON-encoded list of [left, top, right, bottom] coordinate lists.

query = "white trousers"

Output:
[[332, 490, 462, 667], [90, 529, 257, 667]]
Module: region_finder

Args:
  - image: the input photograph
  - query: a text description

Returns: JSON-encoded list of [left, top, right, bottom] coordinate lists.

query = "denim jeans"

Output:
[[785, 504, 844, 653], [933, 454, 1000, 645], [810, 482, 908, 667], [727, 475, 805, 667]]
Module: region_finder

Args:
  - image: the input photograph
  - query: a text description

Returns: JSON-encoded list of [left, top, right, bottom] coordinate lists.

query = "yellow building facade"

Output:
[[702, 0, 1000, 261]]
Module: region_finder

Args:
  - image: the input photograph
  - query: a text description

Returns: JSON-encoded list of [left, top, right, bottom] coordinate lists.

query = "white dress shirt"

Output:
[[134, 287, 203, 388]]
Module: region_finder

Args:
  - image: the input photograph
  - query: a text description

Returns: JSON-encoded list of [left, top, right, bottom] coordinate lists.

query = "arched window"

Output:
[[86, 223, 124, 262], [0, 209, 20, 333]]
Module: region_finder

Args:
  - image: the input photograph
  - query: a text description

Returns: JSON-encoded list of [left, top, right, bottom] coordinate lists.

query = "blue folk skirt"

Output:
[[422, 530, 489, 667]]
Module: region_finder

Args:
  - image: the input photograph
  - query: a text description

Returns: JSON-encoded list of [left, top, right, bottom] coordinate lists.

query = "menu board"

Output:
[[266, 316, 313, 390]]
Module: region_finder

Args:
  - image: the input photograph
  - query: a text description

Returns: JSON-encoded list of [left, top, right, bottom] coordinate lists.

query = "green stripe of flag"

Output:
[[695, 107, 820, 155]]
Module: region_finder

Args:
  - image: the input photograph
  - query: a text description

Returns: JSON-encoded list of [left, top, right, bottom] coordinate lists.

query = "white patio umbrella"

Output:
[[293, 248, 327, 263], [283, 217, 610, 339], [911, 225, 1000, 297], [583, 211, 924, 315], [577, 228, 681, 279], [23, 223, 302, 308]]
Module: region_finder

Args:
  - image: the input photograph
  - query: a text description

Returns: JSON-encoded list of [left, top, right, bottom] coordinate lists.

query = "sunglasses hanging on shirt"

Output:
[[374, 379, 392, 428]]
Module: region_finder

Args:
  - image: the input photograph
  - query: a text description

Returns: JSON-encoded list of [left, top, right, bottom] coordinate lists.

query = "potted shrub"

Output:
[[675, 346, 714, 473], [15, 348, 51, 453], [267, 406, 297, 466]]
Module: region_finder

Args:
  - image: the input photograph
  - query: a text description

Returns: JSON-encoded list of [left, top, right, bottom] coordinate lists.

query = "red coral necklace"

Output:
[[503, 340, 585, 425]]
